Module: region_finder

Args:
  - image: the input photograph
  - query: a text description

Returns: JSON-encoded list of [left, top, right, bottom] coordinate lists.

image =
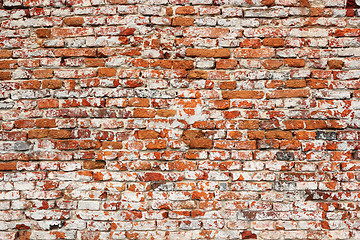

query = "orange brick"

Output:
[[0, 71, 11, 80], [21, 80, 41, 89], [137, 130, 160, 139], [83, 160, 106, 169], [189, 138, 213, 149], [262, 60, 283, 70], [49, 130, 71, 139], [265, 130, 293, 140], [38, 99, 59, 109], [0, 50, 12, 59], [172, 17, 194, 26], [222, 90, 264, 99], [284, 59, 306, 68], [266, 89, 310, 99], [157, 109, 177, 117], [102, 141, 123, 149], [186, 48, 231, 58], [28, 129, 49, 139], [64, 17, 84, 26], [0, 162, 17, 171], [34, 69, 53, 79], [36, 119, 56, 128], [175, 6, 196, 15], [216, 59, 237, 69], [128, 98, 150, 107], [85, 58, 105, 67], [133, 109, 156, 118], [187, 70, 208, 79], [98, 68, 117, 77], [42, 80, 63, 89], [328, 60, 344, 69], [263, 38, 284, 47], [14, 120, 35, 129], [35, 28, 51, 38]]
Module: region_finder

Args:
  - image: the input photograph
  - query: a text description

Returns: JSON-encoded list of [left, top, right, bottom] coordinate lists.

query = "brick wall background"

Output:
[[0, 0, 360, 239]]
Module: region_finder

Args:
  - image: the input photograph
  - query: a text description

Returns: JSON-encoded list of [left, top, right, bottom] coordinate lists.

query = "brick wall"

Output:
[[0, 0, 360, 239]]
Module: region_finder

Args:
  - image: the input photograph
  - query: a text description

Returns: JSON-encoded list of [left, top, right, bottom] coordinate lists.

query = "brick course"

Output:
[[0, 0, 360, 239]]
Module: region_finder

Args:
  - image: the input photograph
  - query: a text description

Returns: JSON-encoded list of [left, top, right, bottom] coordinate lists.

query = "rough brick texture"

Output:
[[0, 0, 360, 239]]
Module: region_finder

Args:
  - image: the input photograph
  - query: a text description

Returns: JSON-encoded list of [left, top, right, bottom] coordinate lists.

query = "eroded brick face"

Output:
[[0, 0, 360, 239]]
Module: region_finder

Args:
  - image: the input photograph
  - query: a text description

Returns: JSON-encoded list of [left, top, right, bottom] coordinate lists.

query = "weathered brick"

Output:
[[262, 59, 283, 70], [175, 6, 196, 15], [0, 1, 358, 236], [233, 48, 275, 58], [172, 17, 194, 26], [42, 80, 63, 89], [263, 38, 284, 47], [35, 29, 51, 38], [328, 60, 344, 69], [189, 138, 213, 149], [284, 59, 306, 68], [186, 48, 231, 58], [222, 90, 264, 99], [137, 130, 160, 139], [266, 89, 310, 99], [83, 161, 106, 169], [36, 119, 56, 128], [98, 67, 117, 77], [64, 17, 84, 27]]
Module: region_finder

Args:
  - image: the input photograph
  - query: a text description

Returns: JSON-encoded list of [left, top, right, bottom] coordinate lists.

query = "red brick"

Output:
[[146, 140, 167, 149], [263, 38, 284, 47], [262, 60, 283, 70], [284, 59, 306, 68], [83, 160, 106, 169], [157, 109, 177, 117], [265, 131, 293, 140], [21, 80, 41, 89], [0, 71, 11, 80], [98, 68, 117, 77], [34, 69, 53, 79], [85, 58, 105, 67], [137, 130, 160, 139], [187, 70, 208, 79], [172, 60, 194, 69], [172, 17, 194, 26], [35, 28, 51, 38], [102, 141, 123, 149], [14, 119, 35, 128], [328, 60, 344, 69], [233, 49, 275, 58], [49, 130, 71, 139], [266, 89, 310, 99], [36, 119, 56, 128], [216, 59, 237, 69], [38, 99, 59, 108], [64, 17, 84, 27], [0, 50, 12, 59], [28, 129, 49, 138], [175, 6, 196, 15], [42, 80, 63, 89], [0, 1, 358, 235], [186, 48, 231, 58], [222, 90, 264, 99], [0, 60, 17, 69], [133, 109, 156, 118], [0, 162, 17, 171], [189, 138, 213, 149]]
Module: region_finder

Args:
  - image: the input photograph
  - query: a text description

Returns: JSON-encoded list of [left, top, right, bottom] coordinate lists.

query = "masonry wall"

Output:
[[0, 0, 360, 239]]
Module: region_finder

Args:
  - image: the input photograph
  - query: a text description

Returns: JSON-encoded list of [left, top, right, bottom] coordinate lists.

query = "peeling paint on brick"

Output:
[[0, 0, 359, 239]]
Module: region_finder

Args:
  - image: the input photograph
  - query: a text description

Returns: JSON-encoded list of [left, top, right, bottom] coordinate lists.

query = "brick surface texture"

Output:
[[0, 0, 360, 239]]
